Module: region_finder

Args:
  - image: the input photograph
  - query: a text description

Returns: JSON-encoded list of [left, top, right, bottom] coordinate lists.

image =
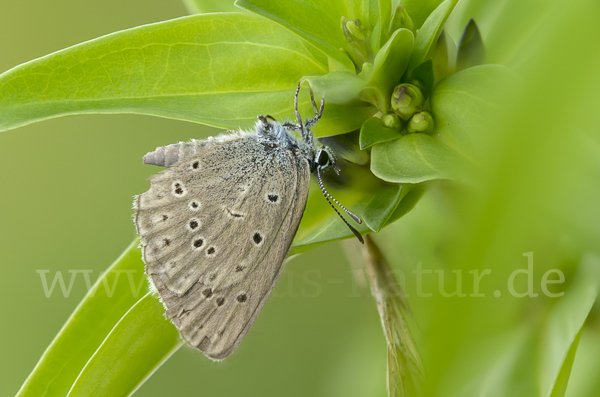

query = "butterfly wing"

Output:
[[135, 134, 310, 360]]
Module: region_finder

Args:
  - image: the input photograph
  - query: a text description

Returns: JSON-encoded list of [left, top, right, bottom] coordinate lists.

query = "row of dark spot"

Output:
[[201, 287, 247, 305]]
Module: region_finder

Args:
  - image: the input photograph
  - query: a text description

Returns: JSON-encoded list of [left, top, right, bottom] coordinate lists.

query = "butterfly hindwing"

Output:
[[135, 134, 310, 359]]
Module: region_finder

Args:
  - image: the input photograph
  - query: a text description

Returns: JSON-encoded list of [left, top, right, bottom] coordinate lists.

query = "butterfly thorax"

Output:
[[256, 118, 315, 165], [255, 117, 340, 177]]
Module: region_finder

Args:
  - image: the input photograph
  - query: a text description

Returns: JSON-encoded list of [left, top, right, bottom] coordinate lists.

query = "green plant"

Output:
[[2, 0, 600, 396]]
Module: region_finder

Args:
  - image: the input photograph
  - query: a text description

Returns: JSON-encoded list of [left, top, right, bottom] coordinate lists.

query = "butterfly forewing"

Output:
[[135, 135, 310, 360]]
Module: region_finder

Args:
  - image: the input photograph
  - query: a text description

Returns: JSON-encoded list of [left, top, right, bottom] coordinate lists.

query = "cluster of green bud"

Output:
[[390, 83, 435, 134], [391, 83, 424, 120], [341, 17, 372, 69]]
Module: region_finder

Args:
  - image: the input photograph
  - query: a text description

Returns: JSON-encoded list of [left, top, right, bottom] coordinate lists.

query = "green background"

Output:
[[0, 1, 385, 396]]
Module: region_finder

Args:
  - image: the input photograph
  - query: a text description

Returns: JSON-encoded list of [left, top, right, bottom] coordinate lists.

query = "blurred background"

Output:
[[2, 1, 600, 396]]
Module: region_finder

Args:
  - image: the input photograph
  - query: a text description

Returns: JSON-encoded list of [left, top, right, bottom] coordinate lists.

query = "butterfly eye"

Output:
[[316, 150, 329, 167]]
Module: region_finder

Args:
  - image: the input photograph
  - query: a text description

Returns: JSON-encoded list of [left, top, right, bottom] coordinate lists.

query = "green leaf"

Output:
[[540, 255, 600, 397], [456, 19, 486, 72], [304, 72, 378, 133], [291, 162, 416, 254], [361, 183, 411, 232], [320, 130, 371, 165], [371, 64, 516, 183], [371, 133, 457, 183], [67, 294, 182, 397], [431, 30, 457, 81], [182, 0, 242, 13], [235, 0, 357, 71], [361, 0, 381, 29], [359, 117, 402, 150], [408, 59, 434, 99], [362, 28, 414, 112], [408, 0, 459, 72], [375, 0, 393, 50], [305, 71, 367, 105], [0, 13, 333, 133], [16, 240, 148, 397], [399, 0, 444, 29]]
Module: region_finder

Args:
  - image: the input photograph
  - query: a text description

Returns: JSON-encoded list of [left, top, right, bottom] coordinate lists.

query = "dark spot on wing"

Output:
[[193, 238, 204, 248], [202, 288, 213, 298], [253, 232, 262, 245], [237, 294, 247, 303], [268, 194, 278, 203]]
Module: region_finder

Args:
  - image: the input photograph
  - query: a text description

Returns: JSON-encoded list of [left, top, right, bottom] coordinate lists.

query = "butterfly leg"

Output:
[[282, 121, 301, 131], [294, 81, 303, 127], [305, 88, 324, 128]]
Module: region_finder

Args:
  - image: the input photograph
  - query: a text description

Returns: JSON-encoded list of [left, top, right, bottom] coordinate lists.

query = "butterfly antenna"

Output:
[[316, 168, 362, 224], [317, 168, 364, 244]]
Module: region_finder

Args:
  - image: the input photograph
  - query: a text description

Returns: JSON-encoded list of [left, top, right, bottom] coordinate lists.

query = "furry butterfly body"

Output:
[[134, 86, 362, 360]]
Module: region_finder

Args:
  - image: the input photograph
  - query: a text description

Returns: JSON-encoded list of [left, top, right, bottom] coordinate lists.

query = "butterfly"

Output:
[[134, 83, 363, 360]]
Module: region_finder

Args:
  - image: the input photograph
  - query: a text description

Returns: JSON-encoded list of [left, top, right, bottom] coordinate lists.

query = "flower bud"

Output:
[[341, 17, 372, 69], [391, 83, 424, 120], [380, 112, 402, 130], [407, 111, 434, 134], [346, 19, 366, 42]]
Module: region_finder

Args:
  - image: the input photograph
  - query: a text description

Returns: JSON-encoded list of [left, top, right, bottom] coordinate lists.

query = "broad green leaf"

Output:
[[408, 0, 459, 72], [304, 72, 378, 133], [235, 0, 358, 71], [67, 294, 183, 397], [540, 255, 599, 397], [359, 117, 402, 149], [455, 19, 485, 72], [306, 71, 366, 105], [371, 133, 457, 183], [183, 0, 241, 14], [400, 0, 444, 29], [0, 13, 338, 134], [362, 28, 414, 112], [371, 64, 516, 183], [17, 240, 147, 397], [313, 102, 377, 137]]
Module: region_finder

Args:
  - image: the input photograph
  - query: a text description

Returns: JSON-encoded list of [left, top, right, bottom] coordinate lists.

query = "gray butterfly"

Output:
[[134, 84, 363, 360]]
